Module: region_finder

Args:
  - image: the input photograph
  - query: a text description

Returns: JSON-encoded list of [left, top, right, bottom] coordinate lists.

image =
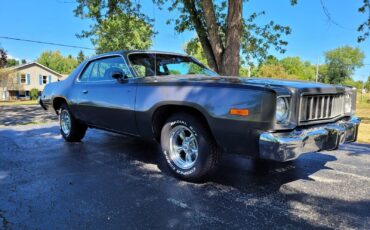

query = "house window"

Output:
[[20, 74, 26, 84], [43, 76, 47, 84]]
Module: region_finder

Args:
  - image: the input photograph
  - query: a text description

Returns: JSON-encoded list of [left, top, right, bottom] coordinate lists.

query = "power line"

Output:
[[0, 36, 95, 50], [319, 0, 354, 30]]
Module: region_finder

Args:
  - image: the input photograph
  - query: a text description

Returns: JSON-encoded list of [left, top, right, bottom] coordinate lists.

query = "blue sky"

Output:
[[0, 0, 369, 81]]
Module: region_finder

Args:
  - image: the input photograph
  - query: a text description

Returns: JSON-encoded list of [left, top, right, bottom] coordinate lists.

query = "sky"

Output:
[[0, 0, 369, 81]]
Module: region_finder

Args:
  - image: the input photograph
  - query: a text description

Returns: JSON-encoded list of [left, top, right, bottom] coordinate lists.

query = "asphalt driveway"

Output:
[[0, 105, 369, 229]]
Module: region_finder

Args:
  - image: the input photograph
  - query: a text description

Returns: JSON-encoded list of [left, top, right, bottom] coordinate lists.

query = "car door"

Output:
[[76, 55, 138, 135]]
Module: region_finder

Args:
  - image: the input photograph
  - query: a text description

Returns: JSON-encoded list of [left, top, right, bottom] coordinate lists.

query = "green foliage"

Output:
[[263, 55, 279, 65], [257, 64, 295, 79], [0, 48, 7, 68], [239, 66, 250, 77], [280, 57, 316, 81], [21, 59, 26, 64], [184, 38, 251, 77], [342, 78, 364, 90], [93, 14, 153, 53], [74, 0, 154, 53], [255, 56, 316, 80], [77, 50, 86, 64], [158, 1, 291, 65], [6, 58, 19, 67], [357, 0, 370, 42], [37, 51, 78, 74], [324, 46, 365, 84], [241, 12, 291, 64], [365, 76, 370, 91], [30, 88, 39, 100], [184, 38, 208, 66]]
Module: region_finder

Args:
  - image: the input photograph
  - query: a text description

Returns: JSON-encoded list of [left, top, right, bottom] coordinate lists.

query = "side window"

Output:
[[79, 63, 94, 82], [132, 65, 146, 77], [79, 56, 133, 82]]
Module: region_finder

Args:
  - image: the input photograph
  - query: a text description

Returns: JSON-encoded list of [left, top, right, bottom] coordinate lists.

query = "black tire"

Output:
[[160, 113, 221, 181], [59, 103, 87, 142]]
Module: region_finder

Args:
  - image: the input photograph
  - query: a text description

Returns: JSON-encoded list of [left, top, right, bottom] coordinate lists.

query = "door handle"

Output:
[[82, 90, 88, 94]]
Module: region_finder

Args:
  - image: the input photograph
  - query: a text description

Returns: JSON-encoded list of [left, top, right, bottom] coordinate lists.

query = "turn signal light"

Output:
[[229, 108, 249, 116]]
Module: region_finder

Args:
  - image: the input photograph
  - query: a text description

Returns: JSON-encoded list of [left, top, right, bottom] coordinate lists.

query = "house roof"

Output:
[[10, 62, 64, 77]]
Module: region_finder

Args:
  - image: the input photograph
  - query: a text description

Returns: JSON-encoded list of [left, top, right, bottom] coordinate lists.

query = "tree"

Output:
[[257, 64, 295, 79], [30, 88, 39, 100], [280, 57, 315, 81], [184, 38, 208, 66], [0, 69, 23, 95], [37, 51, 78, 74], [157, 0, 291, 75], [75, 0, 291, 75], [356, 0, 369, 42], [365, 76, 370, 91], [324, 46, 365, 84], [0, 48, 8, 68], [21, 59, 26, 64], [74, 2, 154, 53], [184, 37, 252, 77], [77, 50, 86, 64], [6, 58, 19, 67]]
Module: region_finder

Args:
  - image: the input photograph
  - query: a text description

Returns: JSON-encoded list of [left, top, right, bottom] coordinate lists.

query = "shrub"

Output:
[[30, 88, 39, 100]]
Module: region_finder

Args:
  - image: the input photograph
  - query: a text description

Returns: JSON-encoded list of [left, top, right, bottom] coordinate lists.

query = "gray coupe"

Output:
[[39, 50, 361, 181]]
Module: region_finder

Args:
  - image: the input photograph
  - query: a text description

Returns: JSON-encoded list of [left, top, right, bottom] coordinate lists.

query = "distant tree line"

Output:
[[0, 47, 87, 75], [185, 41, 368, 89]]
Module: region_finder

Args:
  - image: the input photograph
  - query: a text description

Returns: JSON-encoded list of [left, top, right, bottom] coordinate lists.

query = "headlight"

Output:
[[344, 93, 352, 113], [276, 97, 290, 123]]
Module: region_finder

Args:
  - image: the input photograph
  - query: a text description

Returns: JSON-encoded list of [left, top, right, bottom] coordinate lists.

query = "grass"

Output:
[[356, 93, 370, 144], [0, 100, 38, 106]]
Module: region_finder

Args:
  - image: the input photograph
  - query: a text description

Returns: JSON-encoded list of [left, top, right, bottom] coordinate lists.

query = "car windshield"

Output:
[[128, 53, 218, 77]]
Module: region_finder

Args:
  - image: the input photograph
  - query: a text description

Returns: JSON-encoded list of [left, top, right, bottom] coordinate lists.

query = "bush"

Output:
[[30, 88, 39, 100]]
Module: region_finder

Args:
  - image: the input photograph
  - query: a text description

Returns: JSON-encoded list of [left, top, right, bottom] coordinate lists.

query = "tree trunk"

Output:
[[183, 0, 243, 76], [183, 0, 219, 72], [221, 0, 243, 76], [200, 0, 224, 72]]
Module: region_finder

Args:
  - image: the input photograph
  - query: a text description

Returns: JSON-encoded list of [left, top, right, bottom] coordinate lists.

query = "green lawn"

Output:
[[356, 93, 370, 144], [0, 100, 38, 106]]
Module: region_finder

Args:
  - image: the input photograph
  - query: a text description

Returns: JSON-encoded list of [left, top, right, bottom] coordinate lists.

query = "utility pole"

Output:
[[315, 57, 320, 82], [361, 74, 365, 102]]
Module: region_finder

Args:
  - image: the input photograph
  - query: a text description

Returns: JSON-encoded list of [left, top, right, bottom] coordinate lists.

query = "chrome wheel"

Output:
[[169, 125, 198, 170], [60, 109, 71, 135]]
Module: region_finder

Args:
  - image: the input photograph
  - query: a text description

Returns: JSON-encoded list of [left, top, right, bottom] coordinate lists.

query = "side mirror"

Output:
[[112, 71, 124, 80]]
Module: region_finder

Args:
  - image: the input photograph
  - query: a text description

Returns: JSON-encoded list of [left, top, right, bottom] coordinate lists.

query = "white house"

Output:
[[1, 62, 66, 100]]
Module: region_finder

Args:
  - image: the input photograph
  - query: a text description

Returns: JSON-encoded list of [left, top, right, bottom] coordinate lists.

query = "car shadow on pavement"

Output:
[[1, 125, 369, 229], [0, 105, 58, 126]]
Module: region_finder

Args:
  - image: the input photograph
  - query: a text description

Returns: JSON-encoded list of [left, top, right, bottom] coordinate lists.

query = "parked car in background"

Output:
[[39, 50, 361, 181]]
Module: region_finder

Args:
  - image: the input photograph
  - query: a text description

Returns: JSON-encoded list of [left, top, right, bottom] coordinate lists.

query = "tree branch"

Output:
[[200, 0, 224, 69], [183, 0, 218, 72]]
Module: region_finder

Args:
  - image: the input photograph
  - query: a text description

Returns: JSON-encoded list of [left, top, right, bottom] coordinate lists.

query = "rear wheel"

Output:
[[59, 103, 87, 142], [160, 113, 221, 181]]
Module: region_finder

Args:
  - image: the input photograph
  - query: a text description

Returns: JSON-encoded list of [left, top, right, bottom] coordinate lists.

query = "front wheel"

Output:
[[59, 103, 87, 142], [160, 113, 221, 181]]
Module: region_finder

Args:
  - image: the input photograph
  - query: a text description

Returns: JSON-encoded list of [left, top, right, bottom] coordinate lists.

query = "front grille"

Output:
[[299, 94, 344, 123]]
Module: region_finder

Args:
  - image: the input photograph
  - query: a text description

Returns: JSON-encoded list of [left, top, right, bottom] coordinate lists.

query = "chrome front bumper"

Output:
[[259, 116, 361, 162]]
